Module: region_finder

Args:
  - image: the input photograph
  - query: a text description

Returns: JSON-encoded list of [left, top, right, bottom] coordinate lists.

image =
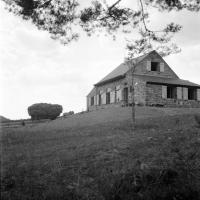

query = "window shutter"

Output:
[[177, 87, 182, 99], [197, 89, 200, 101], [147, 61, 151, 71], [88, 97, 91, 107], [110, 91, 115, 103], [183, 88, 188, 100], [96, 95, 99, 105], [119, 89, 123, 101], [162, 86, 167, 99], [102, 93, 106, 104], [116, 89, 122, 102], [94, 95, 97, 105], [160, 62, 165, 72]]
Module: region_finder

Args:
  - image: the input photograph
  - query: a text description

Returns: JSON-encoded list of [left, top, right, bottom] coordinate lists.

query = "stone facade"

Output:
[[134, 53, 179, 79], [146, 83, 200, 107], [87, 78, 126, 111], [87, 51, 200, 111]]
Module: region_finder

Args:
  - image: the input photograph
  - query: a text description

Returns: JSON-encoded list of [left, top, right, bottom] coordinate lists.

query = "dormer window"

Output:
[[151, 62, 160, 71], [147, 61, 164, 72]]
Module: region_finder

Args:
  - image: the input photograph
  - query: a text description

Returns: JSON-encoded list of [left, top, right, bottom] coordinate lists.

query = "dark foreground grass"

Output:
[[1, 114, 200, 200]]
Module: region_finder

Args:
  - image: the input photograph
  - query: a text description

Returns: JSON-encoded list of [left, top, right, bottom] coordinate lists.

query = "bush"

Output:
[[28, 103, 63, 120], [63, 111, 74, 117]]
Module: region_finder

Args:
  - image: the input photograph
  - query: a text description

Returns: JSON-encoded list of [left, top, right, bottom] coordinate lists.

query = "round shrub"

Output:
[[63, 111, 74, 117], [28, 103, 63, 120]]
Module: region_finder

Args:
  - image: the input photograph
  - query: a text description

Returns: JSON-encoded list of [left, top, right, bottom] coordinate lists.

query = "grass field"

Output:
[[1, 107, 200, 200]]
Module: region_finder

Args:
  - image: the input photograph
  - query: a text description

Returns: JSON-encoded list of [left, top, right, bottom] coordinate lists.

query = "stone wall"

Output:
[[87, 74, 149, 111], [146, 84, 163, 105], [126, 74, 146, 105], [87, 78, 126, 111], [146, 83, 200, 108]]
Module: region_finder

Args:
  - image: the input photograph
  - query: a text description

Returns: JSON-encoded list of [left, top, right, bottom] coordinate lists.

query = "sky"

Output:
[[0, 0, 200, 120]]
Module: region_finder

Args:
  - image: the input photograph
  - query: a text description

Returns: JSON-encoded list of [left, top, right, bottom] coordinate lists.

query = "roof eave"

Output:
[[94, 75, 126, 87], [147, 81, 200, 88]]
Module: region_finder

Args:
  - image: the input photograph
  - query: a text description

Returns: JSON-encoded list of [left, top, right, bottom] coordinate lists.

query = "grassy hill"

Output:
[[1, 107, 200, 200], [29, 106, 200, 130], [0, 115, 10, 123]]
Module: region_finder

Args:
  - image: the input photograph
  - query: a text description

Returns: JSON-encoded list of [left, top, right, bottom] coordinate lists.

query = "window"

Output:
[[129, 86, 133, 92], [91, 96, 94, 106], [98, 94, 101, 105], [123, 87, 128, 103], [151, 62, 160, 71], [188, 88, 197, 100], [106, 92, 110, 104], [167, 86, 176, 99]]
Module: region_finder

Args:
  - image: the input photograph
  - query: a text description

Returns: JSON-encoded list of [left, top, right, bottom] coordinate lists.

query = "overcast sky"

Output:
[[0, 1, 200, 119]]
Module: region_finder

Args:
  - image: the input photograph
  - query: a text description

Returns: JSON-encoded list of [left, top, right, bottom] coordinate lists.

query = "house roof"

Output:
[[87, 87, 96, 97], [93, 50, 200, 89], [135, 74, 200, 88], [95, 51, 152, 86]]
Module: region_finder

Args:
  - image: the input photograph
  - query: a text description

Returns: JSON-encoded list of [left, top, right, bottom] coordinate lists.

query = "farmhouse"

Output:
[[87, 50, 200, 111]]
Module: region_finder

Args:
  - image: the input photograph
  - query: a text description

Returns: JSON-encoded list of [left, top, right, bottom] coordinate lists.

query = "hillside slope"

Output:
[[1, 107, 200, 200], [0, 115, 10, 123], [31, 106, 200, 130]]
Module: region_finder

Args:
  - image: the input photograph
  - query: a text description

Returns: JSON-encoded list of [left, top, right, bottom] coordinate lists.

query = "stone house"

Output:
[[87, 50, 200, 111]]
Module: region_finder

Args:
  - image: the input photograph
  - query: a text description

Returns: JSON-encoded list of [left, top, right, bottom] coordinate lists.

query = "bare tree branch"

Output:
[[108, 0, 122, 11], [139, 0, 150, 33]]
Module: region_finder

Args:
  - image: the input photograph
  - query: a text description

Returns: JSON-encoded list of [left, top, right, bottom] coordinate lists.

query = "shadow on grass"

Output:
[[97, 166, 199, 200]]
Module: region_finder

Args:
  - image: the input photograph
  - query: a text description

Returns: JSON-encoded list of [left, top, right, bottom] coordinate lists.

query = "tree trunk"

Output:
[[127, 60, 136, 130], [131, 86, 135, 129], [131, 64, 136, 130]]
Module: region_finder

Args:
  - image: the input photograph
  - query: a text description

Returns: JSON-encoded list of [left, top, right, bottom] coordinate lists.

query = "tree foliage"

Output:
[[2, 0, 200, 57], [28, 103, 63, 120]]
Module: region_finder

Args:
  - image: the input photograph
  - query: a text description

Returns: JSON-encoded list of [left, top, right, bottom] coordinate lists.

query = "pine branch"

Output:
[[99, 0, 122, 21]]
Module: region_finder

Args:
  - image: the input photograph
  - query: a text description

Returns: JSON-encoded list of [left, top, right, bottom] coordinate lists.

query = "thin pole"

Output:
[[131, 63, 136, 130], [127, 60, 136, 130]]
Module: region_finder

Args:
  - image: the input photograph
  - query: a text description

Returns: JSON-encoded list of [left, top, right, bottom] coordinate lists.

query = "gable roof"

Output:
[[95, 51, 152, 86], [87, 87, 96, 97], [93, 50, 199, 88]]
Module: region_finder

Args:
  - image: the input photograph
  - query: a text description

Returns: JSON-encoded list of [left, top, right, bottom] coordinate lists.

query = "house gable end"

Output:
[[132, 51, 179, 79], [95, 50, 180, 87], [95, 51, 153, 86]]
